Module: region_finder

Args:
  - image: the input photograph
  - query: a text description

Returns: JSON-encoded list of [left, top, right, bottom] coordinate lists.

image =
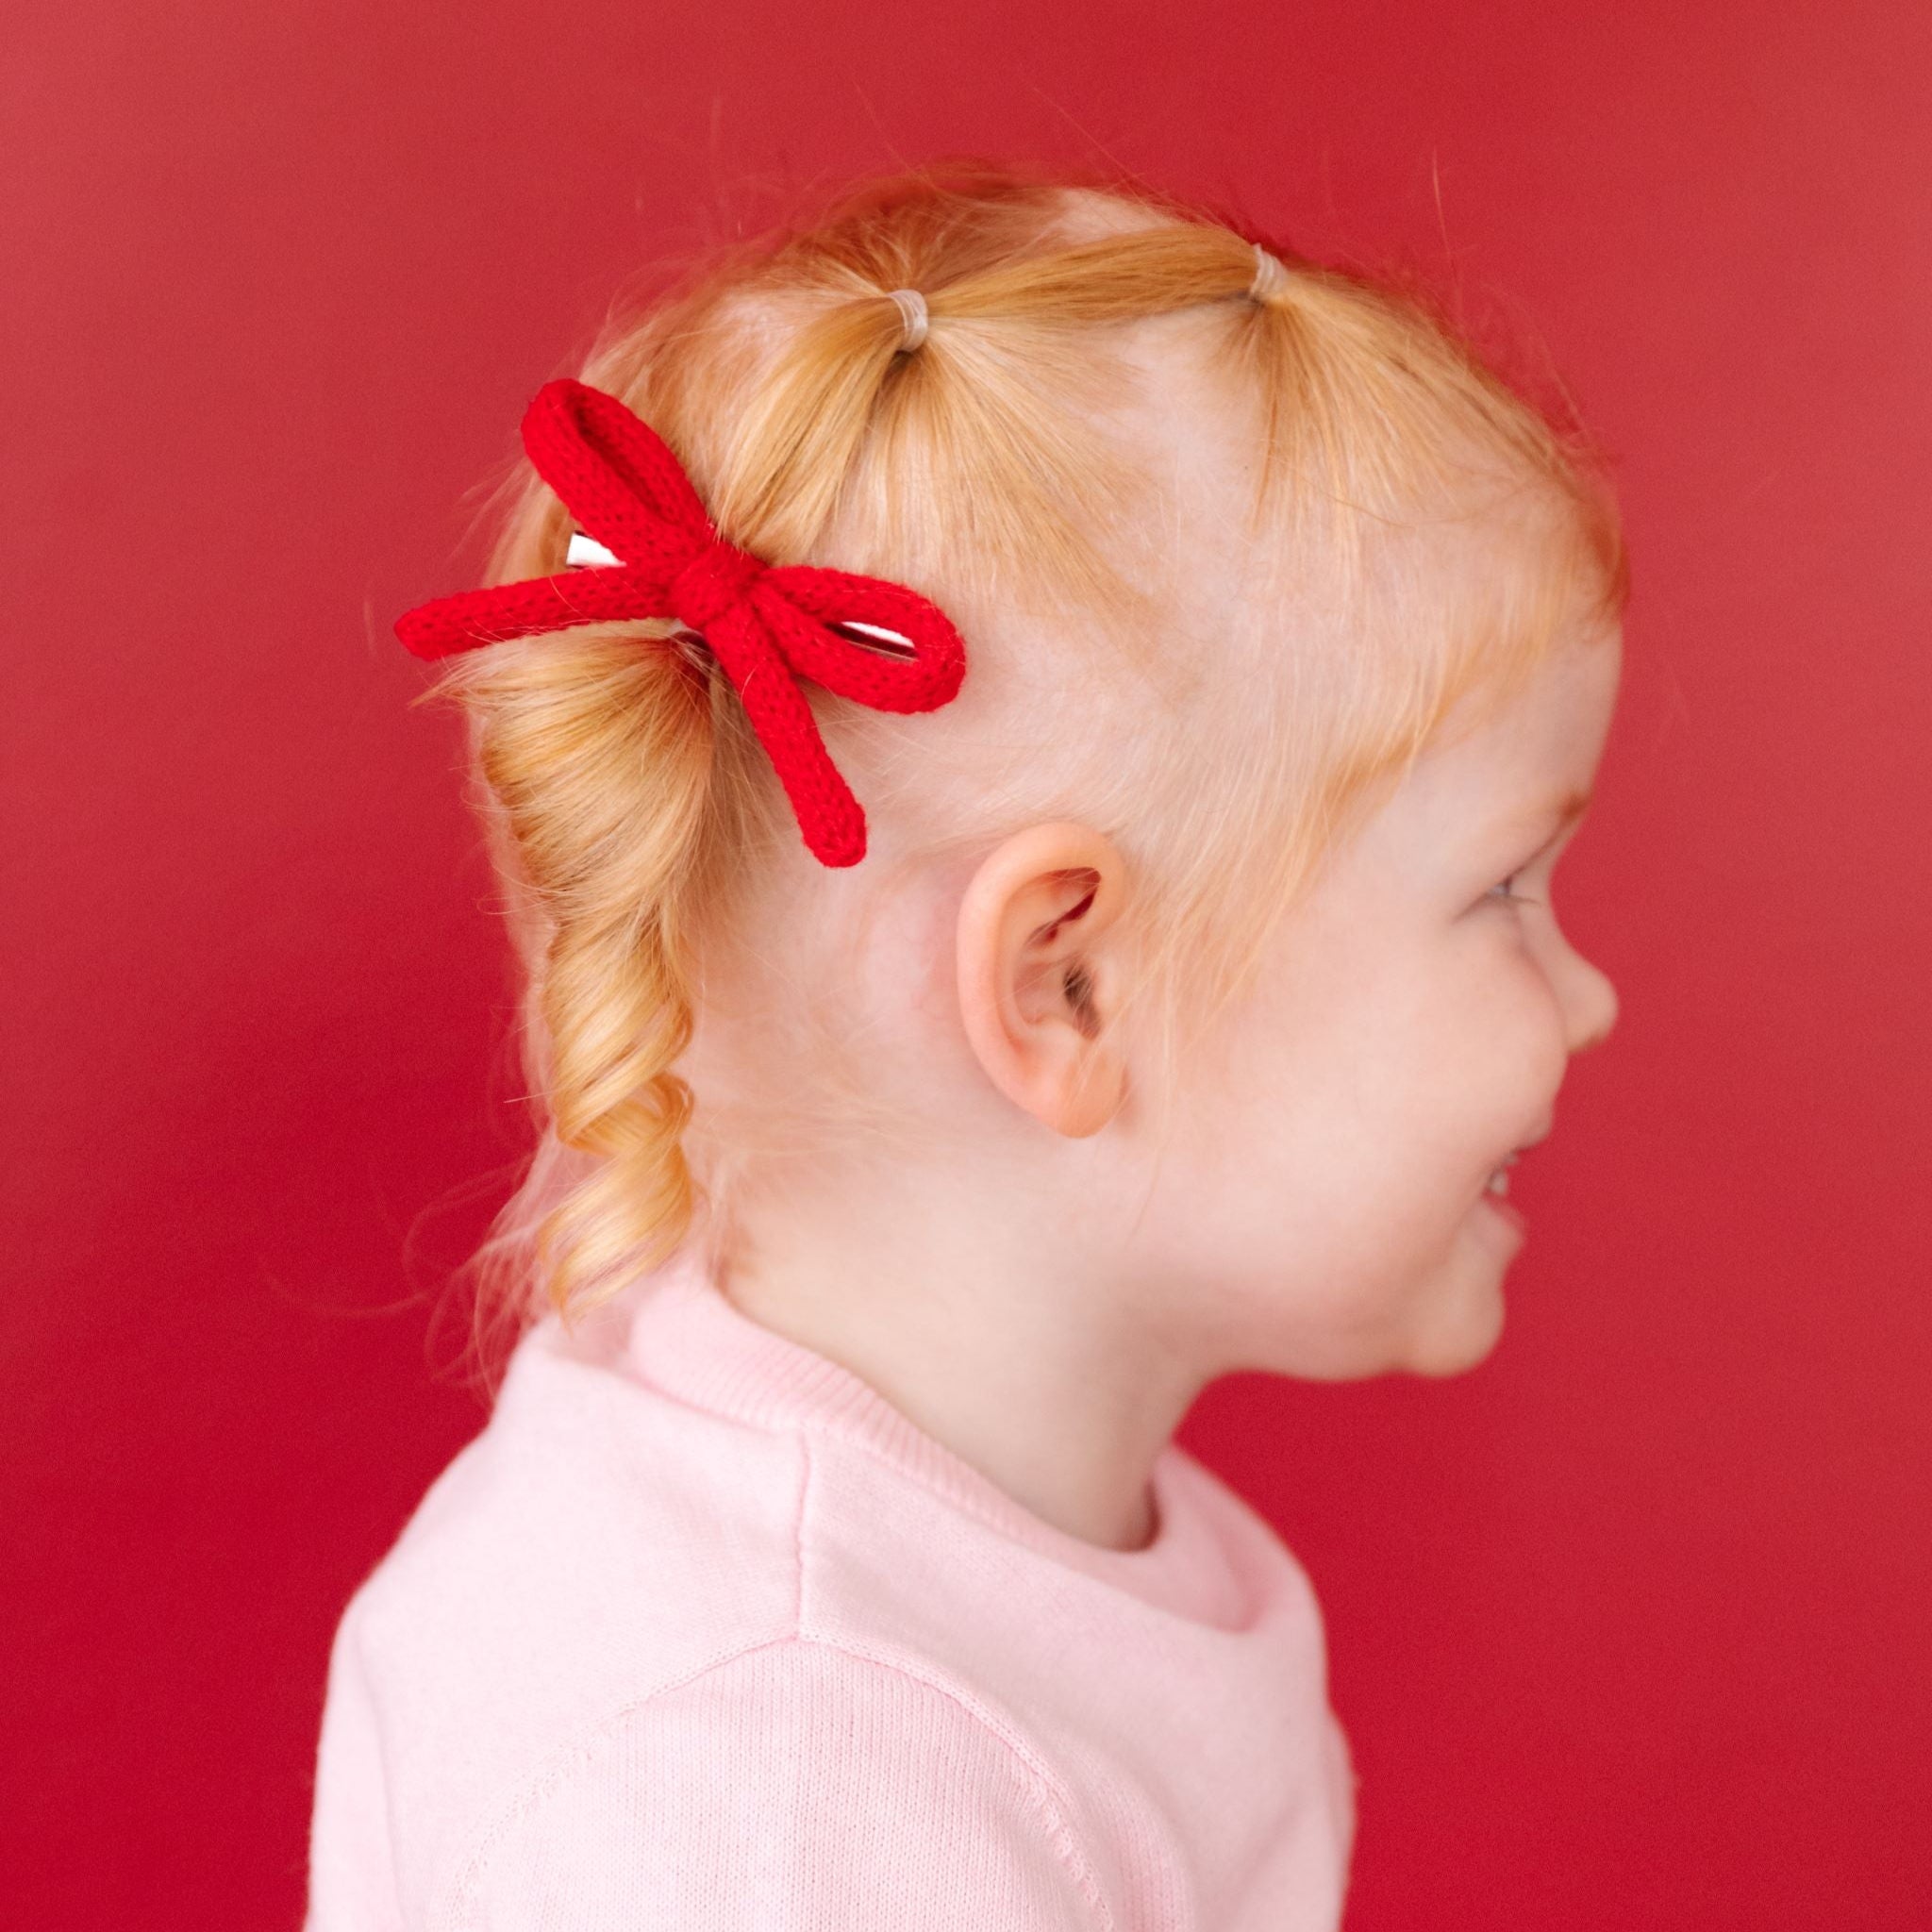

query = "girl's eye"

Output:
[[1488, 871, 1541, 909]]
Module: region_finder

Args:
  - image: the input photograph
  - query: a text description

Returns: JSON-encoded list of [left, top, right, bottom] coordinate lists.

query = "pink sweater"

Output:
[[304, 1246, 1356, 1929]]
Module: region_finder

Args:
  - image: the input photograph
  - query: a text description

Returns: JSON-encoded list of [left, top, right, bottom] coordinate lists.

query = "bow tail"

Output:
[[704, 607, 871, 868]]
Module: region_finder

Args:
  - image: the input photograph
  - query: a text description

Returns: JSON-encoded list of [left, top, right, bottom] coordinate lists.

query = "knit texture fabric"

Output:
[[391, 379, 970, 869], [303, 1246, 1357, 1930]]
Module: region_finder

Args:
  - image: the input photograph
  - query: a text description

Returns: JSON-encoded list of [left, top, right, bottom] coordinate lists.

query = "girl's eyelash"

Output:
[[1489, 872, 1542, 908]]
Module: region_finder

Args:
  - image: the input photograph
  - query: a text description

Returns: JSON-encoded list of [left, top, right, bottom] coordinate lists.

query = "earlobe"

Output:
[[956, 822, 1129, 1139]]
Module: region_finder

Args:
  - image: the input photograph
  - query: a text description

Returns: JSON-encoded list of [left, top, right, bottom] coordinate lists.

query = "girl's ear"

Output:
[[955, 822, 1129, 1139]]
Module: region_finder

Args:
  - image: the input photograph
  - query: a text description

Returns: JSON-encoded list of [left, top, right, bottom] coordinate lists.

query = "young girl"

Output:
[[304, 159, 1624, 1930]]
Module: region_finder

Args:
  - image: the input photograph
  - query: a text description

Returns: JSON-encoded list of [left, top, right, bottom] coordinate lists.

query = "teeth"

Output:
[[1487, 1167, 1511, 1195]]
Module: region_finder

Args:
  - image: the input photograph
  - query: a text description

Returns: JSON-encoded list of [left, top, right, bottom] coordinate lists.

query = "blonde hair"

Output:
[[408, 158, 1627, 1392]]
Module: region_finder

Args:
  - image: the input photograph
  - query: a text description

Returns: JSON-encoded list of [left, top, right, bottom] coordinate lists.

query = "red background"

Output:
[[6, 3, 1927, 1925]]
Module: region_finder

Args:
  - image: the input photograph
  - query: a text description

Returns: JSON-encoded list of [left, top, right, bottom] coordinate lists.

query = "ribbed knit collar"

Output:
[[621, 1244, 1248, 1624]]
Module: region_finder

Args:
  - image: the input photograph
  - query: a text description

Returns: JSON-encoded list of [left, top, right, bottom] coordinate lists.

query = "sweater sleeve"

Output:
[[436, 1639, 1110, 1932]]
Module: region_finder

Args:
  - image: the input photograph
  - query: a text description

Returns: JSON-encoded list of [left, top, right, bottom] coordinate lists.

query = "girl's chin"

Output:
[[1403, 1302, 1506, 1376], [1400, 1236, 1511, 1375]]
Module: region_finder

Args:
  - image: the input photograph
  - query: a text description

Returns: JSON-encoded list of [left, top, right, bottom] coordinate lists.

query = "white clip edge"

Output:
[[566, 530, 622, 569]]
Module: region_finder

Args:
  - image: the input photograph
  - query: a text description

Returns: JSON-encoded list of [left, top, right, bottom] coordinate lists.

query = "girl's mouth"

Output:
[[1478, 1186, 1527, 1236]]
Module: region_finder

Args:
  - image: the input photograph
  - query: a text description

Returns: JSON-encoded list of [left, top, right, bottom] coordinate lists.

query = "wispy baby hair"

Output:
[[408, 157, 1627, 1391]]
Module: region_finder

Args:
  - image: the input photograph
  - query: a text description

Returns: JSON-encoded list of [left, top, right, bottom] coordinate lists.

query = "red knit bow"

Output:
[[393, 378, 969, 868]]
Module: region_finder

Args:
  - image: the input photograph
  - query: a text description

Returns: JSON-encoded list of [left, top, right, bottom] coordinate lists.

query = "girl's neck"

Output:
[[713, 1226, 1196, 1555]]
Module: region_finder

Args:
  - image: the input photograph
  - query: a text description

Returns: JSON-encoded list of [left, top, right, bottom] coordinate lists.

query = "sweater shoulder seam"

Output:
[[431, 1629, 1114, 1931]]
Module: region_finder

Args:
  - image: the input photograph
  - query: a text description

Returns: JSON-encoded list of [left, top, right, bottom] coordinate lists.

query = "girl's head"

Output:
[[418, 158, 1625, 1394]]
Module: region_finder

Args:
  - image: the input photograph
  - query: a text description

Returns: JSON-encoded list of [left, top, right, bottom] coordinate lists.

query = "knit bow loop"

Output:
[[754, 570, 966, 712], [521, 377, 715, 576]]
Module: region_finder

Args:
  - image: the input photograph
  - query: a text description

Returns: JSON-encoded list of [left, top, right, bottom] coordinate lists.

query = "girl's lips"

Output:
[[1479, 1189, 1527, 1236], [1478, 1121, 1549, 1235]]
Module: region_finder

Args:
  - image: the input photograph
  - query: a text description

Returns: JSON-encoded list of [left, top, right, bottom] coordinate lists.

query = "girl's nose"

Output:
[[1565, 951, 1620, 1056]]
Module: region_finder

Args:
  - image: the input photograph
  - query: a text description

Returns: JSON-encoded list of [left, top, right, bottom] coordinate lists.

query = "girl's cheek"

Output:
[[1507, 968, 1575, 1093], [1469, 957, 1570, 1088]]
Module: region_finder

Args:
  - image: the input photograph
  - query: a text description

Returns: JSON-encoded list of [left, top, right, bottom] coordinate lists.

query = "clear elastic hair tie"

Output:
[[1248, 244, 1291, 303], [888, 288, 929, 353]]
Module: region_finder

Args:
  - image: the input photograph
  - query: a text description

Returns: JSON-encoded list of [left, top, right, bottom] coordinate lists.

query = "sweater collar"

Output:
[[618, 1243, 1253, 1623]]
